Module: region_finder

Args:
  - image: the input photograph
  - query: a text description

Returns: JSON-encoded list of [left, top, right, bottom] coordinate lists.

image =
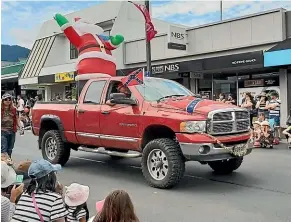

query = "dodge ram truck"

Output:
[[31, 76, 252, 189]]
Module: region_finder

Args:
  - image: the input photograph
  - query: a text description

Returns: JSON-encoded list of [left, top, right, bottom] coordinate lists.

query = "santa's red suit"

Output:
[[55, 15, 124, 81]]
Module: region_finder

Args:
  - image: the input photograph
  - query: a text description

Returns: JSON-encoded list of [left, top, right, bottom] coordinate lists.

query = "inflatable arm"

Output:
[[54, 13, 81, 48]]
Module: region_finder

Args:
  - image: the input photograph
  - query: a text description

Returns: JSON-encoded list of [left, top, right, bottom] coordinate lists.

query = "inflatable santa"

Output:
[[54, 13, 124, 81]]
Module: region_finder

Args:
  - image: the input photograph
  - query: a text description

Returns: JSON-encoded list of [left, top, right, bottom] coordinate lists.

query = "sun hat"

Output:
[[96, 199, 105, 212], [2, 93, 12, 100], [28, 159, 62, 179], [64, 183, 90, 207], [1, 161, 17, 188], [261, 121, 270, 126], [253, 121, 261, 125]]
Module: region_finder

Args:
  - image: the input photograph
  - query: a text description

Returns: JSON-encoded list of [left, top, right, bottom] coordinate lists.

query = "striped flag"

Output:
[[129, 1, 157, 42]]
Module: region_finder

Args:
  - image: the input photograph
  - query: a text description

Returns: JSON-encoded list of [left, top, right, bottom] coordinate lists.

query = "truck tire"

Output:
[[208, 157, 243, 174], [141, 138, 185, 189], [41, 130, 70, 166]]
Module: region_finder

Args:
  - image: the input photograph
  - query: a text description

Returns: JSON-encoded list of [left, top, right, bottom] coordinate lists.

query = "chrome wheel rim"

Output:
[[147, 149, 169, 181], [45, 137, 57, 161]]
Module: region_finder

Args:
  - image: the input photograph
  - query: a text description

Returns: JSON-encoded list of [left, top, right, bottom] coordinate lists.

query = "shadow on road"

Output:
[[63, 156, 265, 195]]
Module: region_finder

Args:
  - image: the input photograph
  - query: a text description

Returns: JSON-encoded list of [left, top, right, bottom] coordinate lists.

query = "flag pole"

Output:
[[145, 0, 152, 75], [220, 0, 223, 21]]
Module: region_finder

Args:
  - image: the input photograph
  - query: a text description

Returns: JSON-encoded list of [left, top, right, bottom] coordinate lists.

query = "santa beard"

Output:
[[73, 22, 104, 35]]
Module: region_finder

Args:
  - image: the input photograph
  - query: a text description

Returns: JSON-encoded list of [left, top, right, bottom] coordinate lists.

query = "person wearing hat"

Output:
[[1, 93, 21, 158], [265, 91, 281, 144], [1, 161, 24, 222], [256, 91, 269, 119], [260, 121, 274, 148], [251, 121, 262, 148], [11, 159, 68, 222], [64, 183, 90, 222], [106, 82, 132, 106]]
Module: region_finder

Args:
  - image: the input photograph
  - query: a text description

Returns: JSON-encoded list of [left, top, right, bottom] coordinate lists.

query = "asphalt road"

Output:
[[11, 132, 291, 222]]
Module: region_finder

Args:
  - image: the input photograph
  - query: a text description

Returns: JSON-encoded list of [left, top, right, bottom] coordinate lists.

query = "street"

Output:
[[13, 132, 291, 222]]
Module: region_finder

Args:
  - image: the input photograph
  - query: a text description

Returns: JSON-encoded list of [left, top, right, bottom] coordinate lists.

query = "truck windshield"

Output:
[[135, 78, 194, 101]]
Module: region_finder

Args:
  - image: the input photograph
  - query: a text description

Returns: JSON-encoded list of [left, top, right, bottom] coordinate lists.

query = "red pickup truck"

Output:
[[31, 76, 252, 189]]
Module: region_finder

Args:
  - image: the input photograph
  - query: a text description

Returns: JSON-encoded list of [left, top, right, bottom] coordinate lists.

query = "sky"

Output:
[[1, 0, 291, 49]]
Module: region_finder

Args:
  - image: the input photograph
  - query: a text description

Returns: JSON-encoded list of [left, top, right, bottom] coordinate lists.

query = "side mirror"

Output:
[[109, 93, 137, 105]]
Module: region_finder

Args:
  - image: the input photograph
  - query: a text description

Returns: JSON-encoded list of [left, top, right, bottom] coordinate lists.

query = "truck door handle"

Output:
[[101, 111, 110, 115], [77, 109, 85, 114]]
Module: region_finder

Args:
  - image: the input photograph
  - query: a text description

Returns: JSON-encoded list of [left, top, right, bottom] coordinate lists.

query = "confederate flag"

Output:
[[129, 1, 157, 42], [121, 68, 144, 87]]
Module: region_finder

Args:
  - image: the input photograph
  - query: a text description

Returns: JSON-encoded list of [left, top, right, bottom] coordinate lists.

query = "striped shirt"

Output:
[[11, 191, 68, 222], [1, 195, 16, 222], [269, 99, 280, 117], [67, 207, 87, 222]]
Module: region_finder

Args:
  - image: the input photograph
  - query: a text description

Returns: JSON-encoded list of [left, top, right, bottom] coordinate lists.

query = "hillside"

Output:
[[1, 44, 30, 62]]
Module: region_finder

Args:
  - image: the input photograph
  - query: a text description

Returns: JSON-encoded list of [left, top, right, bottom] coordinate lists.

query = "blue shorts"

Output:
[[269, 116, 280, 129]]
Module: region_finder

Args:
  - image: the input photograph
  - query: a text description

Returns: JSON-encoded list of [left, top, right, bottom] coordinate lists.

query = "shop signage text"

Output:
[[55, 72, 75, 82], [232, 59, 257, 65], [244, 79, 264, 87], [152, 64, 180, 74], [167, 25, 187, 51]]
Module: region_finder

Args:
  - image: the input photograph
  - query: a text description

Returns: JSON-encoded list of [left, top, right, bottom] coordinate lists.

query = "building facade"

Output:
[[18, 1, 186, 101], [1, 61, 24, 97], [19, 4, 291, 126]]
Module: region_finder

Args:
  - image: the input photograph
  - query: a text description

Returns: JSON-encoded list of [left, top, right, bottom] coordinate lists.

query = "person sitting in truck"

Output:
[[106, 82, 131, 106]]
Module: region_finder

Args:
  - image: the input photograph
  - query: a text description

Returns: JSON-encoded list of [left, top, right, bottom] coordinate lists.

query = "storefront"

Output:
[[263, 37, 291, 127], [38, 71, 77, 100], [118, 50, 280, 105], [1, 61, 25, 97]]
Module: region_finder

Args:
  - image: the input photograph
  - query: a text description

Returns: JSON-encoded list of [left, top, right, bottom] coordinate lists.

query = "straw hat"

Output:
[[261, 121, 270, 126]]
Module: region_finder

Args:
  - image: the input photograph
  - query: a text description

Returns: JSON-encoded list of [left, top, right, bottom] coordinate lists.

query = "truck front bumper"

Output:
[[179, 141, 252, 161]]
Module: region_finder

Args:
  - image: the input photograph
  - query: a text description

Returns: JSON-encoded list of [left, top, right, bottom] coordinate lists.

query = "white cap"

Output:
[[1, 161, 16, 188], [64, 183, 89, 207]]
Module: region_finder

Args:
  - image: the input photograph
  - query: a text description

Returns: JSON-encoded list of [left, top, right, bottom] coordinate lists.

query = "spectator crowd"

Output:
[[1, 159, 140, 222]]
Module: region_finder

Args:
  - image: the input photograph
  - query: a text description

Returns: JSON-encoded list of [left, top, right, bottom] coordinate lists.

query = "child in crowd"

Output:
[[64, 183, 90, 222], [258, 112, 266, 123], [252, 121, 262, 148], [91, 190, 139, 222], [282, 125, 291, 149], [260, 121, 274, 149]]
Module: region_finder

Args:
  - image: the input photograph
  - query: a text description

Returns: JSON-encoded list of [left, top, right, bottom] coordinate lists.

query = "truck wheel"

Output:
[[41, 130, 71, 166], [141, 138, 185, 189], [208, 157, 243, 174]]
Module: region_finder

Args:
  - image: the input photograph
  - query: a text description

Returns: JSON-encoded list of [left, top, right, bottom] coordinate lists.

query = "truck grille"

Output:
[[208, 109, 250, 135]]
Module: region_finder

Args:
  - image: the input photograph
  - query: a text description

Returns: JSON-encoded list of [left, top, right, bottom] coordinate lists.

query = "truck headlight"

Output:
[[180, 121, 206, 133]]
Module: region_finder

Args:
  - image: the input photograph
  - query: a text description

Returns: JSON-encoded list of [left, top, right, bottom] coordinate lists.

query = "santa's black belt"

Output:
[[79, 43, 105, 53]]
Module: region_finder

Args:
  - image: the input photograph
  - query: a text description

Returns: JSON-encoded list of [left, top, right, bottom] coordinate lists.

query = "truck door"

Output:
[[99, 81, 142, 151], [75, 80, 107, 146]]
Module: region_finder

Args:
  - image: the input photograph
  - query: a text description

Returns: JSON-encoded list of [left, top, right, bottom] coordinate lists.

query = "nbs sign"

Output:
[[152, 63, 180, 74], [167, 25, 187, 51]]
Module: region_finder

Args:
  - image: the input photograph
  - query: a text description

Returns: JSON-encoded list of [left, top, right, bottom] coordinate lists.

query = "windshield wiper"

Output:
[[157, 95, 185, 103]]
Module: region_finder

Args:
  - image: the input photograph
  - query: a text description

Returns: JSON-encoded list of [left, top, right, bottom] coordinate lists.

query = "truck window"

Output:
[[83, 80, 106, 104]]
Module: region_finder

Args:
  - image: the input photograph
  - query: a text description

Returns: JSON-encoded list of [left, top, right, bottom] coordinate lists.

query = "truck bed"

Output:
[[32, 103, 77, 142]]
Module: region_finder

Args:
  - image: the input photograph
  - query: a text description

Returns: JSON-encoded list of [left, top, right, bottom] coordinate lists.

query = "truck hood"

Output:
[[151, 96, 236, 116]]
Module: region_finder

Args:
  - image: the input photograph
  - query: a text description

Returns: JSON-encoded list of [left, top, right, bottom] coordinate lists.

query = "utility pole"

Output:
[[145, 0, 152, 75], [220, 0, 223, 21]]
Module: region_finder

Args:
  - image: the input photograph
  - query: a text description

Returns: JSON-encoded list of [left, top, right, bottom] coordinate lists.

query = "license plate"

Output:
[[233, 143, 247, 153]]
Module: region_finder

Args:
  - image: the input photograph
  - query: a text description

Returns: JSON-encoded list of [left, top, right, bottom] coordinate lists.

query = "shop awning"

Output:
[[264, 38, 291, 67], [19, 36, 56, 79], [265, 38, 291, 52]]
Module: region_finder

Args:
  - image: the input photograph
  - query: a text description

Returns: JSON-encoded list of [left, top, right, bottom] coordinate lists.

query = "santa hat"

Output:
[[73, 17, 104, 35]]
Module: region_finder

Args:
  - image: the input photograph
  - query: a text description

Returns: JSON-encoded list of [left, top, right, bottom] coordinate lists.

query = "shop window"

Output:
[[213, 73, 238, 104], [70, 43, 78, 59], [198, 74, 212, 99]]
